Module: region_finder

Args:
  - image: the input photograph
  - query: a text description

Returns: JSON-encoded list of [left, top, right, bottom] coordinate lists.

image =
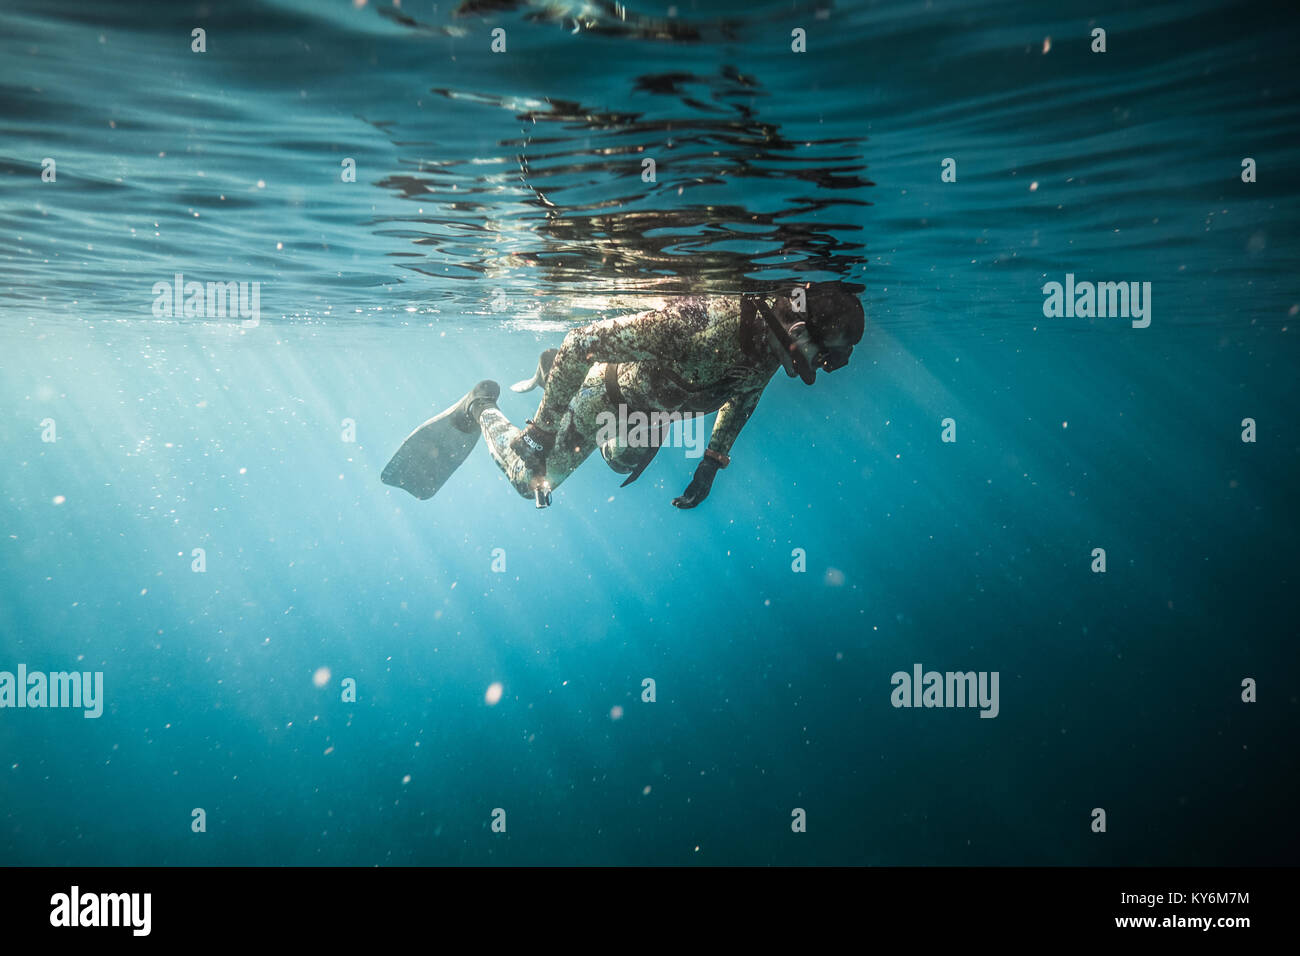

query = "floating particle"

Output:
[[824, 567, 845, 587], [1042, 37, 1051, 54], [401, 774, 411, 785], [485, 682, 503, 706], [610, 705, 624, 721], [312, 667, 331, 688], [52, 495, 65, 505], [1029, 181, 1039, 192], [642, 785, 652, 795]]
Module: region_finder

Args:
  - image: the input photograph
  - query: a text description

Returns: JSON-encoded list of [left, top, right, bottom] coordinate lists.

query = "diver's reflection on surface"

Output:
[[367, 6, 871, 301]]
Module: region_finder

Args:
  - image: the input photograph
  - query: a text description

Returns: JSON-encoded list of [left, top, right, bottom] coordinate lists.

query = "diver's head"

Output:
[[760, 282, 866, 384], [802, 282, 865, 373]]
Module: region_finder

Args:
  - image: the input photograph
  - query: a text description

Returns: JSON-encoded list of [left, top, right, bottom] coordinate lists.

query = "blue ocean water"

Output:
[[1, 0, 1297, 865]]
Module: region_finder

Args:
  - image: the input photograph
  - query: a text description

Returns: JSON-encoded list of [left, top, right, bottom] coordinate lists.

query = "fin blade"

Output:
[[510, 348, 559, 393], [381, 405, 480, 500]]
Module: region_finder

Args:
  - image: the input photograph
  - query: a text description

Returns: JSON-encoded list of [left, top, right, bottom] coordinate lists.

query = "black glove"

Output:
[[672, 457, 721, 509]]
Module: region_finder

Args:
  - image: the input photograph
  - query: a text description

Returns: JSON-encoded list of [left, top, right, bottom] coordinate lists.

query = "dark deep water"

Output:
[[1, 0, 1298, 865]]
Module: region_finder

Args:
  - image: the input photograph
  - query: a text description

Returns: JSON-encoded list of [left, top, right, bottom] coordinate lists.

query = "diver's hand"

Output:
[[672, 457, 720, 509]]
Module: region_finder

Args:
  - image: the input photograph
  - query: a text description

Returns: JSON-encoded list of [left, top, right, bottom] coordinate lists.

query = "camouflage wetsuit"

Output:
[[478, 295, 782, 498]]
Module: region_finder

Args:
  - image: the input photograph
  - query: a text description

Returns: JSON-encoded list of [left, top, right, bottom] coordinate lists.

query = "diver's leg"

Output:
[[543, 368, 610, 484], [477, 407, 538, 500], [478, 366, 608, 501], [597, 362, 688, 475]]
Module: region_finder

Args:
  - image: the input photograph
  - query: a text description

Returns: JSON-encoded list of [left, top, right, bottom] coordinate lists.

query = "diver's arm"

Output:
[[707, 386, 763, 459], [532, 307, 701, 431], [672, 386, 763, 509]]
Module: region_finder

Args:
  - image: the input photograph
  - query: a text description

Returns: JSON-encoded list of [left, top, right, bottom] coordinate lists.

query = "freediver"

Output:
[[381, 282, 865, 509]]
